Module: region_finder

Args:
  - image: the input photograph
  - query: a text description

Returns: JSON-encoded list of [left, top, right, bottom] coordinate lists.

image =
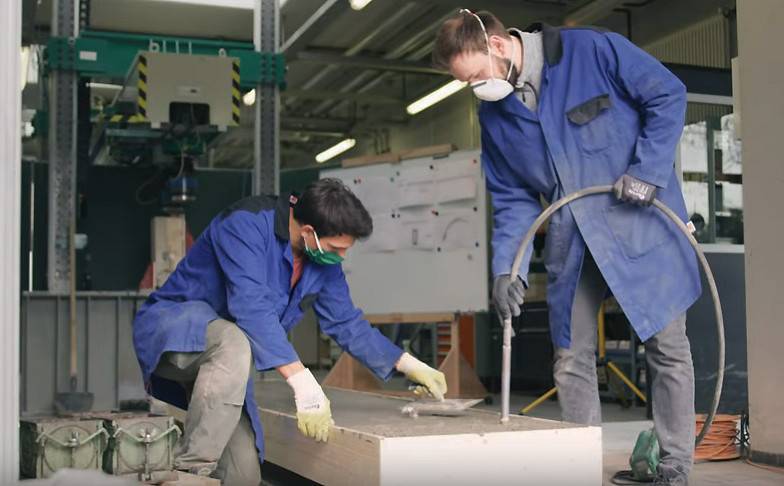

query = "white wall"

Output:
[[0, 0, 21, 480], [737, 0, 784, 463]]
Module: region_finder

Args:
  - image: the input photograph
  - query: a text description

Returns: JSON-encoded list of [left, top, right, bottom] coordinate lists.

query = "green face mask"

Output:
[[303, 229, 344, 265]]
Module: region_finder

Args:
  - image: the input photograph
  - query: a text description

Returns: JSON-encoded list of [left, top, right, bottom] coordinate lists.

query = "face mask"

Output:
[[303, 229, 344, 265], [464, 10, 516, 102]]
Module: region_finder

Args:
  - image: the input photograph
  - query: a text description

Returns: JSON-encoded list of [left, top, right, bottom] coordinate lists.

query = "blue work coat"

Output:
[[133, 194, 404, 463], [481, 24, 701, 348]]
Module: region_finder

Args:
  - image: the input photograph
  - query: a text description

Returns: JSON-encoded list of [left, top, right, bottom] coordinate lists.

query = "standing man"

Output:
[[433, 10, 700, 486], [133, 178, 446, 485]]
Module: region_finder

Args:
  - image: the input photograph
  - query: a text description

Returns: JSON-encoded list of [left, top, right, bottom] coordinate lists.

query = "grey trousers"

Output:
[[553, 253, 695, 482], [153, 319, 261, 486]]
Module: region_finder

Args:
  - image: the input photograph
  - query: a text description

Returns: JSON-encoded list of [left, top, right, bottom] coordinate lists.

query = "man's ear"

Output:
[[488, 34, 507, 56]]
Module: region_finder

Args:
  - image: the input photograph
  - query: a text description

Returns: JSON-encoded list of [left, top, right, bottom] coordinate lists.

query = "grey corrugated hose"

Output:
[[500, 185, 724, 447]]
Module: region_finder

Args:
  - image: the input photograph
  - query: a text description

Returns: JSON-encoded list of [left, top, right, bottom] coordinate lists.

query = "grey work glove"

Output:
[[613, 174, 657, 207], [492, 274, 525, 322]]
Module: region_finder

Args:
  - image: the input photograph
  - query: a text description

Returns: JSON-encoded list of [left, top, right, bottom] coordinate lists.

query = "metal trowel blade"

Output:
[[401, 398, 483, 418]]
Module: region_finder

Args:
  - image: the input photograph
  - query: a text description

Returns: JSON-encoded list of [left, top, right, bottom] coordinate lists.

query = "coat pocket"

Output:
[[603, 203, 669, 260], [567, 94, 613, 154]]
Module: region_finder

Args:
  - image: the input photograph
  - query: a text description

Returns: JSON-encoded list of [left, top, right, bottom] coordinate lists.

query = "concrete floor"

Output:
[[489, 391, 784, 485], [263, 384, 784, 485]]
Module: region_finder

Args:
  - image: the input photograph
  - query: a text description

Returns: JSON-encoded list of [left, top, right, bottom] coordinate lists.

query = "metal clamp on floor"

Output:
[[113, 424, 182, 481], [36, 426, 110, 471]]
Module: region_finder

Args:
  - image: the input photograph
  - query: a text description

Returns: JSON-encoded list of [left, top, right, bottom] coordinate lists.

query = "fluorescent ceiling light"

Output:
[[349, 0, 374, 10], [316, 138, 356, 163], [87, 82, 123, 91], [243, 89, 256, 106], [406, 80, 467, 115]]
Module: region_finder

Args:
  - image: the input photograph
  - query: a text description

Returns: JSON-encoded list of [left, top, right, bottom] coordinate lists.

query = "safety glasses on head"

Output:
[[459, 8, 516, 102]]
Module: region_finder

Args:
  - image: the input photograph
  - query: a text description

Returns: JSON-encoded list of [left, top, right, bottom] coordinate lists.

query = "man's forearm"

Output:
[[277, 360, 305, 379]]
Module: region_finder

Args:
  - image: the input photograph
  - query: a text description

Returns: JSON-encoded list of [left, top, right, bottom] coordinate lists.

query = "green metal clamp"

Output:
[[112, 424, 181, 481], [36, 427, 110, 470]]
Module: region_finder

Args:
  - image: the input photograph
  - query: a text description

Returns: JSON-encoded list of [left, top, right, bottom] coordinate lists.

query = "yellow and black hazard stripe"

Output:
[[108, 114, 148, 124], [137, 54, 148, 120], [231, 60, 241, 126]]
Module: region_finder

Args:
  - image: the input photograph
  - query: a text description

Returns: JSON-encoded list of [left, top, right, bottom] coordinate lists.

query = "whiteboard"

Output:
[[321, 150, 489, 314]]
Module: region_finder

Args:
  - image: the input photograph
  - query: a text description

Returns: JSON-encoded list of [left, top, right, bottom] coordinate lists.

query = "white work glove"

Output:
[[396, 352, 448, 401], [286, 368, 333, 442]]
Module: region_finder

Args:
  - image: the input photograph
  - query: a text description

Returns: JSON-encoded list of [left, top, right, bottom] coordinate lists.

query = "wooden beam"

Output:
[[341, 152, 401, 169]]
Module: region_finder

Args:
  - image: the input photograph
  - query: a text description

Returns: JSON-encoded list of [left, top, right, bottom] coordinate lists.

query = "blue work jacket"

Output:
[[481, 24, 701, 348], [133, 194, 404, 463]]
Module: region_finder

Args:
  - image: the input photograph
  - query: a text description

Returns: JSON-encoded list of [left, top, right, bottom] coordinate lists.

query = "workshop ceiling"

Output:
[[24, 0, 735, 169]]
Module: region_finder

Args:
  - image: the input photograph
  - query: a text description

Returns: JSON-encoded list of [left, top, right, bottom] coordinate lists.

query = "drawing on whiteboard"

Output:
[[436, 208, 481, 251], [398, 164, 435, 208], [433, 156, 479, 179], [436, 176, 477, 204], [357, 212, 399, 253], [350, 175, 398, 214], [399, 181, 433, 208], [318, 149, 489, 314], [398, 209, 436, 250]]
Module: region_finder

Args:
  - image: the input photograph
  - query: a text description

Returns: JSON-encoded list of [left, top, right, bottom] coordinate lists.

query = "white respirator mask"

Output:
[[461, 9, 516, 102]]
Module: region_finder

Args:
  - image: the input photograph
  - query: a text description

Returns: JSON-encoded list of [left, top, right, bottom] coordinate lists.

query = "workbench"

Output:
[[256, 379, 602, 486]]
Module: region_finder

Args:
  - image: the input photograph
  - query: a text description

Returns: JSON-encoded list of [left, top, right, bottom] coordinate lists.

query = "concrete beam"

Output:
[[737, 0, 784, 467], [257, 380, 602, 485]]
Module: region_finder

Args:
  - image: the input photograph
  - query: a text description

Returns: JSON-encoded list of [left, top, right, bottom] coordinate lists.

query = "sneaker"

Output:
[[653, 474, 688, 486]]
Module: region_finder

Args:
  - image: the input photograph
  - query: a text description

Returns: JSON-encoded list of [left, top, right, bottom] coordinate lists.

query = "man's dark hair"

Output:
[[293, 178, 373, 239], [432, 10, 509, 71]]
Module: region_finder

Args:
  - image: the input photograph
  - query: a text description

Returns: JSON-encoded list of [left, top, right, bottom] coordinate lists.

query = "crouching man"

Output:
[[133, 179, 446, 484]]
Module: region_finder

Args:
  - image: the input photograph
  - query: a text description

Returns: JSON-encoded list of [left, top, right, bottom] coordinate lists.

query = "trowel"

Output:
[[401, 398, 483, 418]]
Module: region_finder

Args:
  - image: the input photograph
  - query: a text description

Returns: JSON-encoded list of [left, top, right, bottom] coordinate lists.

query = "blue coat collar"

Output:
[[274, 192, 297, 241], [522, 22, 609, 66]]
